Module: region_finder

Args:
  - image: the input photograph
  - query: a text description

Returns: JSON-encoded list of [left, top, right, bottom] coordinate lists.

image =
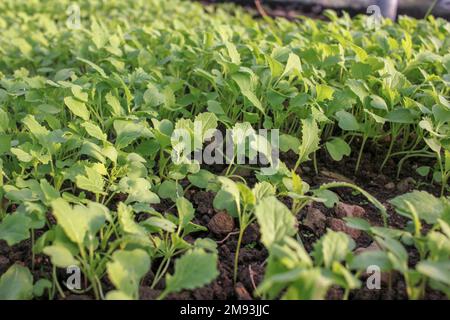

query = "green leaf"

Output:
[[188, 169, 216, 189], [280, 53, 302, 78], [11, 147, 33, 162], [118, 177, 159, 204], [313, 229, 355, 268], [142, 216, 176, 233], [375, 236, 408, 272], [0, 109, 10, 132], [105, 290, 133, 300], [417, 261, 450, 285], [39, 179, 59, 204], [117, 202, 147, 236], [217, 177, 241, 215], [143, 85, 165, 107], [385, 109, 415, 124], [43, 245, 79, 268], [0, 213, 31, 245], [315, 84, 334, 102], [107, 249, 150, 298], [282, 269, 332, 300], [335, 110, 360, 131], [369, 95, 388, 110], [105, 92, 123, 116], [279, 134, 300, 153], [213, 189, 238, 217], [0, 264, 33, 300], [350, 250, 392, 270], [252, 182, 276, 202], [114, 120, 149, 149], [164, 249, 218, 295], [176, 197, 195, 229], [71, 86, 88, 102], [194, 112, 218, 142], [346, 79, 369, 102], [389, 191, 445, 224], [298, 117, 320, 164], [255, 196, 297, 249], [75, 166, 105, 195], [313, 189, 339, 208], [207, 100, 225, 115], [225, 41, 241, 64], [343, 217, 372, 231], [33, 279, 52, 297], [350, 62, 371, 79], [232, 73, 264, 114], [416, 166, 430, 177], [158, 180, 182, 202], [325, 138, 351, 161], [22, 115, 49, 146], [64, 96, 90, 121], [81, 122, 107, 141], [51, 198, 108, 245], [76, 57, 107, 78]]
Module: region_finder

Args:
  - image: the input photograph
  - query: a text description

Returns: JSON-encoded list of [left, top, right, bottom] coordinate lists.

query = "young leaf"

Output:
[[0, 213, 31, 246], [163, 249, 218, 295], [107, 249, 150, 298], [232, 73, 264, 114], [81, 122, 107, 141], [325, 138, 351, 161], [335, 110, 360, 131], [64, 97, 90, 121], [105, 92, 123, 116], [254, 196, 297, 249], [280, 53, 302, 79], [298, 117, 320, 164], [389, 191, 445, 224], [0, 264, 34, 300], [176, 197, 195, 229], [315, 84, 334, 102], [313, 229, 355, 268], [118, 177, 159, 204], [75, 166, 105, 195], [43, 245, 79, 268]]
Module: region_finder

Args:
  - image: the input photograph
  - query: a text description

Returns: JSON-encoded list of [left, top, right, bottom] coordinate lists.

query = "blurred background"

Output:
[[199, 0, 450, 20]]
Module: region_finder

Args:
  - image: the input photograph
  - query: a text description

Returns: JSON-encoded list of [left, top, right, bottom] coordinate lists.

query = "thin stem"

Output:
[[425, 0, 439, 18], [233, 224, 246, 284], [380, 133, 397, 172], [355, 135, 368, 174]]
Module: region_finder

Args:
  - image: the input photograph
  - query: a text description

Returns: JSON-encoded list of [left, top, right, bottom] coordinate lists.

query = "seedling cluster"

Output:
[[0, 0, 448, 300]]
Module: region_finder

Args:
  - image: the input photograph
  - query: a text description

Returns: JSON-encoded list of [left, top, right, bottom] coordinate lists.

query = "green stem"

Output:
[[380, 133, 396, 172], [53, 265, 66, 299], [233, 225, 246, 284], [425, 0, 439, 18], [355, 135, 368, 174]]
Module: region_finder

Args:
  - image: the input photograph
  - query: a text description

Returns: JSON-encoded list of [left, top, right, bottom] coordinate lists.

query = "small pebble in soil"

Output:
[[208, 211, 235, 235], [384, 182, 396, 190], [396, 177, 415, 193], [0, 255, 10, 273], [303, 207, 326, 233], [335, 202, 365, 219], [234, 282, 252, 300]]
